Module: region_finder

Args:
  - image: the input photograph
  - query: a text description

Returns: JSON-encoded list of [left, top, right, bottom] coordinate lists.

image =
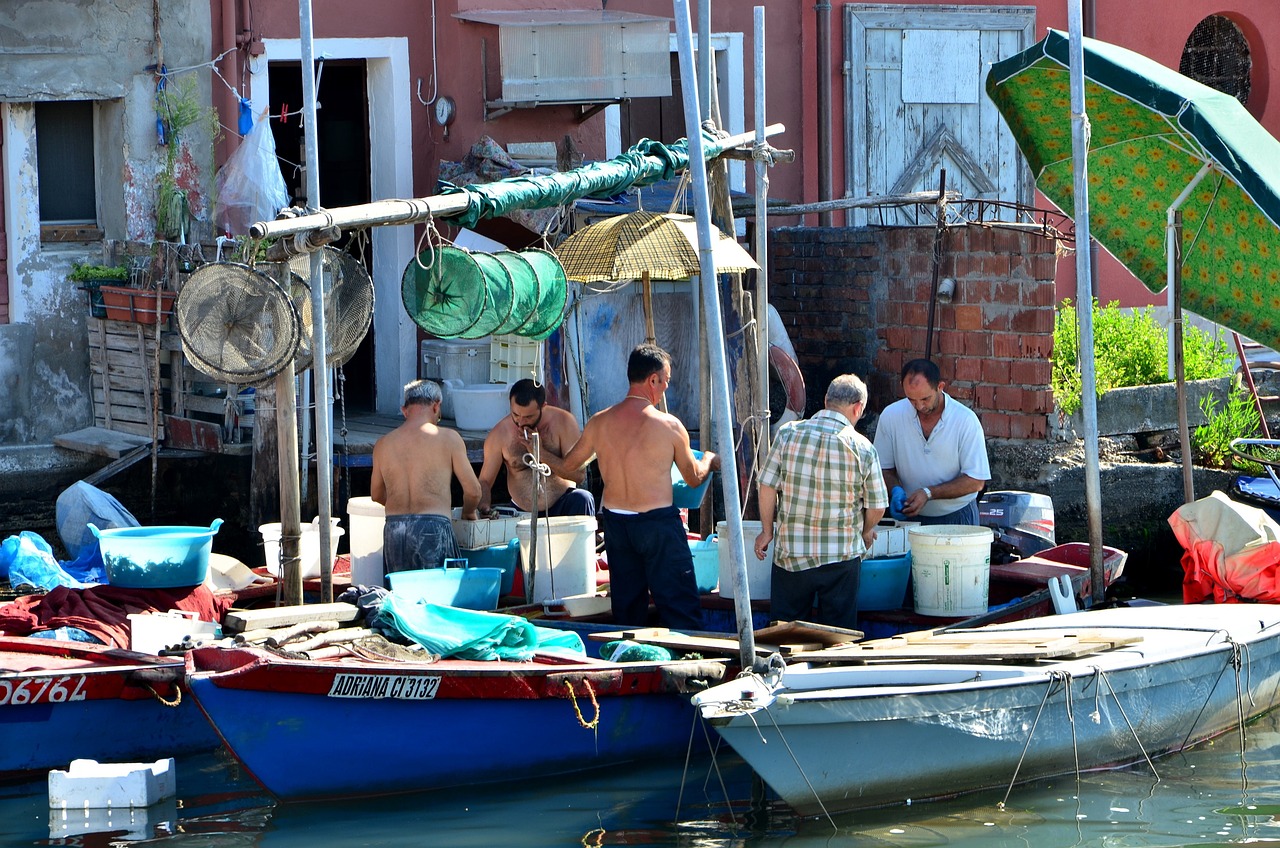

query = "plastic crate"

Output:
[[490, 334, 541, 368], [489, 359, 541, 384]]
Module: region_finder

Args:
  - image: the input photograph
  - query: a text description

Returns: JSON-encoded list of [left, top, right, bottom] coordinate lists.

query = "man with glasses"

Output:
[[873, 359, 990, 526], [477, 378, 595, 518]]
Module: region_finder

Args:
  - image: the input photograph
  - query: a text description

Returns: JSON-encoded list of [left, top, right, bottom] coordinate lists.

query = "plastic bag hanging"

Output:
[[214, 112, 291, 235]]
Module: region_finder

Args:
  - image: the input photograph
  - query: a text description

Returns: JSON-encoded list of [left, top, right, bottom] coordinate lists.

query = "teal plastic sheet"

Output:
[[376, 596, 584, 661]]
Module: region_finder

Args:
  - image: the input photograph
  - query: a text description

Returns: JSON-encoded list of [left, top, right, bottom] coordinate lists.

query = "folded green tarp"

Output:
[[377, 595, 585, 661]]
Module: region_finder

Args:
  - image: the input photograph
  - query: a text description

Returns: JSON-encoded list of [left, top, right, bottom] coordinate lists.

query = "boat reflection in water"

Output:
[[7, 723, 1280, 848]]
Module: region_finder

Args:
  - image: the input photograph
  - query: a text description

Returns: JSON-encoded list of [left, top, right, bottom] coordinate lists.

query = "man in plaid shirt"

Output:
[[753, 374, 889, 628]]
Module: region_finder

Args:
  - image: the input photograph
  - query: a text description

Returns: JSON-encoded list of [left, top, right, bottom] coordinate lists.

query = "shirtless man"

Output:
[[477, 379, 596, 517], [550, 344, 718, 630], [371, 379, 481, 579]]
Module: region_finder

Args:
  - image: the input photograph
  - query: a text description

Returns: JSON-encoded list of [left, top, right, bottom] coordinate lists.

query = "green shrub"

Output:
[[1052, 298, 1234, 416], [1192, 385, 1263, 473]]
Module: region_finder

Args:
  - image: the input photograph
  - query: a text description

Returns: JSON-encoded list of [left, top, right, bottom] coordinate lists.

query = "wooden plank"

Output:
[[94, 319, 113, 429], [753, 620, 864, 646], [222, 603, 360, 634], [92, 417, 153, 438], [165, 415, 225, 453], [790, 631, 1144, 664], [53, 426, 150, 459], [83, 445, 151, 485], [585, 627, 824, 658]]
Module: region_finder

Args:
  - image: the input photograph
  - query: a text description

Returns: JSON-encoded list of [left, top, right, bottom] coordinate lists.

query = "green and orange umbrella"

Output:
[[987, 30, 1280, 349]]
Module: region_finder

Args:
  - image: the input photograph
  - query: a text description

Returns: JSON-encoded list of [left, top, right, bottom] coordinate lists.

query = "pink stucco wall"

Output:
[[214, 0, 1280, 310]]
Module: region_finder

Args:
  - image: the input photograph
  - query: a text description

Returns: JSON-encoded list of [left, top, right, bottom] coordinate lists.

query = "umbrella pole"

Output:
[[1067, 3, 1105, 605], [1171, 212, 1194, 504], [641, 270, 668, 413]]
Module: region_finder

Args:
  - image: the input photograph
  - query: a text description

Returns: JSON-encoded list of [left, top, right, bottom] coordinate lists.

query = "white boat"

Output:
[[692, 604, 1280, 817]]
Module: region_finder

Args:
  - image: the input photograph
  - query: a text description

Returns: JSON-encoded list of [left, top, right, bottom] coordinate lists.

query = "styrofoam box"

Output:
[[127, 610, 218, 654], [868, 519, 920, 559], [49, 758, 176, 809], [451, 506, 529, 549]]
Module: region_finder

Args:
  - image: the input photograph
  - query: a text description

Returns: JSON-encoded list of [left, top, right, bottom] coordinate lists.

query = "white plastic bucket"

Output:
[[716, 520, 773, 600], [451, 383, 510, 431], [260, 517, 345, 579], [346, 497, 385, 587], [908, 525, 994, 617], [516, 516, 596, 604]]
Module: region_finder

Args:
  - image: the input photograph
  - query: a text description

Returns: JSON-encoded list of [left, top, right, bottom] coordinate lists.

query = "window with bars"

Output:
[[1179, 15, 1252, 106], [34, 100, 100, 240]]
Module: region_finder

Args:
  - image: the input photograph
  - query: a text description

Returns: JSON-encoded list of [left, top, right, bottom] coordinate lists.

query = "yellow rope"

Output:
[[580, 827, 606, 846], [146, 682, 182, 708], [563, 679, 600, 729]]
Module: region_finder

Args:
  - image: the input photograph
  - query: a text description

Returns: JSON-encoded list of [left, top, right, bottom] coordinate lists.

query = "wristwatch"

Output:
[[922, 487, 933, 500]]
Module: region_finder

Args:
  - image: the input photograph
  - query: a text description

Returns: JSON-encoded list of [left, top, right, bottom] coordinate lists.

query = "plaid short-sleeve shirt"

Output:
[[757, 409, 889, 572]]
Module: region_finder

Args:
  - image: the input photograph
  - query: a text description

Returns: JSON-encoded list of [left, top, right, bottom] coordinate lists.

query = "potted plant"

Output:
[[68, 263, 130, 318]]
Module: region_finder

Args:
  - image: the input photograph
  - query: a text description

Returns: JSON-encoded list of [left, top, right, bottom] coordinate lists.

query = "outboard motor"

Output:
[[978, 491, 1055, 562]]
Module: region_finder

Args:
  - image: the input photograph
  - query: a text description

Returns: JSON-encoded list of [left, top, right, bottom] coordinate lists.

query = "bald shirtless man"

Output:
[[550, 344, 718, 630], [371, 379, 481, 579], [477, 379, 595, 517]]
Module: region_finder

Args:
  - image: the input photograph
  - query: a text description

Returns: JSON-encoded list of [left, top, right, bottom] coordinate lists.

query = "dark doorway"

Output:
[[620, 54, 685, 146], [268, 60, 376, 412]]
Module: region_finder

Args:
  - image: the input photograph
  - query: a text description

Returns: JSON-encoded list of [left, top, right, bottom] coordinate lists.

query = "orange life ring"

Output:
[[768, 344, 806, 430]]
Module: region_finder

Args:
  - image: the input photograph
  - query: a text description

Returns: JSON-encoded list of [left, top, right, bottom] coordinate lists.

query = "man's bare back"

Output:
[[554, 363, 716, 513], [372, 400, 480, 519]]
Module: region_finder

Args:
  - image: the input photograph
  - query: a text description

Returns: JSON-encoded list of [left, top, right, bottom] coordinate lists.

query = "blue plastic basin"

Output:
[[460, 538, 520, 596], [91, 519, 223, 588], [672, 449, 714, 509], [857, 552, 911, 611], [388, 566, 503, 610], [687, 537, 719, 593]]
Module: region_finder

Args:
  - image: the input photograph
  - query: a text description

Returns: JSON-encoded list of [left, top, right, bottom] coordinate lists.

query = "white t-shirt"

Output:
[[873, 392, 990, 517]]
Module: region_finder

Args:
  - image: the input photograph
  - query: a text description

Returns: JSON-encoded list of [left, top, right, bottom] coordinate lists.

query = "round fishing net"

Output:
[[401, 246, 486, 338], [492, 250, 540, 335], [288, 247, 376, 369], [517, 248, 569, 340], [463, 252, 514, 340], [176, 262, 301, 386]]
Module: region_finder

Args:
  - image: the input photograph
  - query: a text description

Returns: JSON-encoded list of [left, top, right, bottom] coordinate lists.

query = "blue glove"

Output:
[[889, 486, 908, 521]]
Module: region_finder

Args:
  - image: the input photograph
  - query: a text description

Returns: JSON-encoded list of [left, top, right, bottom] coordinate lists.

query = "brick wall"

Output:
[[769, 224, 1059, 440]]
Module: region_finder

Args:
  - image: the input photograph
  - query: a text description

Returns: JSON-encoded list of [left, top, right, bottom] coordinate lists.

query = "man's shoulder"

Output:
[[943, 393, 984, 427]]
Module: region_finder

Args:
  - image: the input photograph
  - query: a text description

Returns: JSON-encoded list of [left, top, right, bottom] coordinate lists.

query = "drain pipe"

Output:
[[816, 1, 832, 226]]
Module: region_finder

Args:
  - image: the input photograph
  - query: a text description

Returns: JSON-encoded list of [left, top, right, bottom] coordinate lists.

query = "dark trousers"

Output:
[[770, 557, 861, 630], [601, 507, 702, 632], [543, 488, 596, 518], [917, 500, 980, 526]]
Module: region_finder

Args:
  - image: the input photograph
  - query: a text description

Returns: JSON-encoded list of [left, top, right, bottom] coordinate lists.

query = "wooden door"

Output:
[[845, 5, 1035, 225]]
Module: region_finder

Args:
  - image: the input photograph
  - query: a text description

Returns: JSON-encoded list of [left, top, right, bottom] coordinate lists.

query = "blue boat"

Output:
[[185, 643, 726, 800], [0, 636, 220, 779]]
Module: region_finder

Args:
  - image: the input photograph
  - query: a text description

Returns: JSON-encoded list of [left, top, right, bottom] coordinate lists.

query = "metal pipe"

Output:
[[249, 125, 785, 239], [1067, 1, 1105, 605], [220, 0, 240, 138], [698, 0, 712, 124], [753, 6, 771, 467], [815, 0, 833, 225], [1172, 211, 1194, 504], [298, 0, 335, 602], [675, 0, 756, 671], [1165, 161, 1213, 379]]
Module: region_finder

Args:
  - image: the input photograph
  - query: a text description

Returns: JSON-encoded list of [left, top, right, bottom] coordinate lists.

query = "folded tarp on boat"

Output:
[[376, 595, 585, 661], [1169, 489, 1280, 603]]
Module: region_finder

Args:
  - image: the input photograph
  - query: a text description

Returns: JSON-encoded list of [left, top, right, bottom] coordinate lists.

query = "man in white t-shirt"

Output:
[[873, 359, 990, 525]]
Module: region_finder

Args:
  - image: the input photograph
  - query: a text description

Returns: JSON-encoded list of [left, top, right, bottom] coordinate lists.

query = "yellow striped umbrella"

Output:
[[555, 211, 759, 283]]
